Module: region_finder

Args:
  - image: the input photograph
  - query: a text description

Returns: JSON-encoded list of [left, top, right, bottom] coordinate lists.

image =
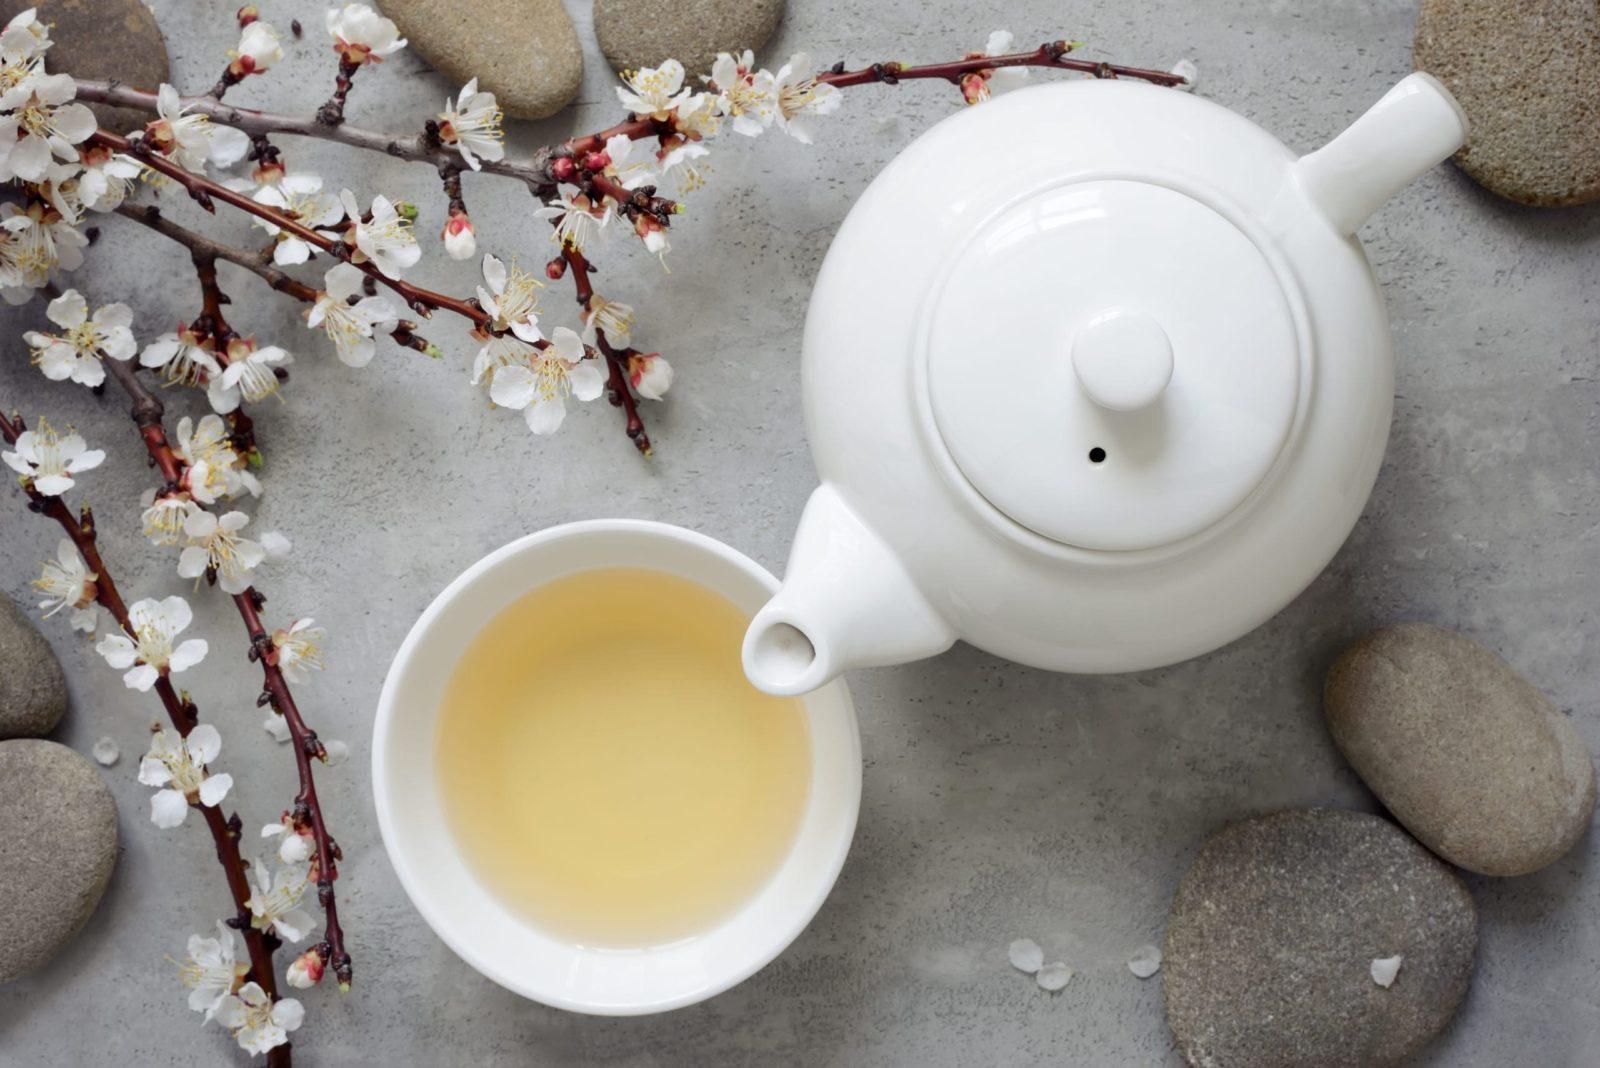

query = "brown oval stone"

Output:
[[1414, 0, 1600, 206], [1324, 623, 1596, 876], [382, 0, 582, 120], [594, 0, 784, 79], [0, 0, 171, 134]]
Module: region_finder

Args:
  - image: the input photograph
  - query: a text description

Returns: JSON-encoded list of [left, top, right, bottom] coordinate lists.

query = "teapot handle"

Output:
[[1293, 72, 1468, 235]]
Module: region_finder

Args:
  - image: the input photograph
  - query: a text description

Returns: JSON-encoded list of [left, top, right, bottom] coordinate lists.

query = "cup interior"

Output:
[[372, 520, 861, 1014]]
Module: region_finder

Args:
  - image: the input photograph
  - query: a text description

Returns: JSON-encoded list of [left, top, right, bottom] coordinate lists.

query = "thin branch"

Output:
[[94, 358, 354, 991], [0, 408, 289, 1067], [816, 40, 1188, 89], [561, 246, 648, 454]]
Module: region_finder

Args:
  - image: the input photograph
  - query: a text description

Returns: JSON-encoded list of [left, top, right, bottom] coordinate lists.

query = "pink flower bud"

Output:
[[550, 156, 576, 182], [286, 946, 326, 989], [441, 210, 475, 261], [545, 257, 568, 281], [626, 351, 673, 401], [236, 4, 259, 26], [581, 150, 610, 172]]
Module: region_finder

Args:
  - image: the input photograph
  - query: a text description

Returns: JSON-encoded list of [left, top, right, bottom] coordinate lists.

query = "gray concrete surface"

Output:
[[2, 1, 1597, 1064]]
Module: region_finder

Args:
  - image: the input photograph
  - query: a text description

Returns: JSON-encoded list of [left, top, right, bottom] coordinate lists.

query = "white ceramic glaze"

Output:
[[374, 521, 861, 1013], [743, 73, 1469, 696]]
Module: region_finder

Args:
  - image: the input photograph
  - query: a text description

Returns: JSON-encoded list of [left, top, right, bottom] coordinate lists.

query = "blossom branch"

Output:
[[93, 356, 353, 991], [0, 408, 289, 1066], [561, 246, 647, 453]]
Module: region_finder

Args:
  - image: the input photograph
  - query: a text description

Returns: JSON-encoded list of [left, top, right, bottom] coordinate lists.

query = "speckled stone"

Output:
[[1163, 809, 1476, 1068], [1325, 623, 1596, 876], [0, 594, 66, 739], [381, 0, 582, 120], [0, 739, 117, 983], [1414, 0, 1600, 206], [593, 0, 783, 78], [0, 0, 171, 134]]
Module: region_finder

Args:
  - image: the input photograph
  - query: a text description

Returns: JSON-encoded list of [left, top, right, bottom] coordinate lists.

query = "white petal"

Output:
[[1370, 955, 1402, 988], [91, 736, 119, 766], [568, 361, 604, 402], [198, 771, 233, 807], [524, 397, 567, 434], [263, 713, 291, 742], [124, 663, 159, 691], [150, 788, 189, 828], [1035, 962, 1073, 992], [187, 723, 222, 763], [260, 531, 291, 557], [488, 365, 536, 410], [160, 594, 193, 633], [1127, 945, 1162, 979], [1008, 938, 1044, 974]]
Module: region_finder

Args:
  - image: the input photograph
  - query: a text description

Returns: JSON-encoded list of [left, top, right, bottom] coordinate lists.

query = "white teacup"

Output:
[[372, 520, 861, 1014]]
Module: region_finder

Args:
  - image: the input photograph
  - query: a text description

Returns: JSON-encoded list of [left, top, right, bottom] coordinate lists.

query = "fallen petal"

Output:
[[1036, 961, 1073, 992], [1370, 954, 1402, 989], [1008, 937, 1044, 974], [91, 736, 119, 766], [1127, 944, 1162, 979]]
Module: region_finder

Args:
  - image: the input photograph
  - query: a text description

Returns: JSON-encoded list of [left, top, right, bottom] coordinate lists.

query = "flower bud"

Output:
[[394, 200, 419, 222], [550, 156, 576, 182], [286, 946, 326, 989], [627, 351, 673, 400], [545, 256, 567, 281], [236, 4, 259, 26], [581, 150, 609, 172], [441, 210, 475, 260]]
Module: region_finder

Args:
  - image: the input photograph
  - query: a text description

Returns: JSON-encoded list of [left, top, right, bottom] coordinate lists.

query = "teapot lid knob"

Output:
[[1071, 310, 1173, 412]]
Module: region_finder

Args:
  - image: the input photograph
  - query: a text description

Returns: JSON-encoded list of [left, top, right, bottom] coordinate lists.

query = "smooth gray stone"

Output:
[[0, 739, 118, 983], [1163, 809, 1476, 1068], [0, 593, 66, 739], [0, 0, 171, 134], [1325, 623, 1596, 876]]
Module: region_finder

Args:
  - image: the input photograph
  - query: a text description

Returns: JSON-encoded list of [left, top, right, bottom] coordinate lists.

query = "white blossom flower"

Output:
[[325, 3, 406, 66], [175, 921, 248, 1019], [139, 724, 233, 828], [270, 618, 326, 681], [208, 338, 292, 414], [140, 324, 223, 388], [626, 350, 673, 400], [440, 209, 475, 260], [672, 91, 721, 139], [3, 416, 104, 495], [437, 77, 503, 170], [487, 327, 604, 435], [338, 190, 420, 278], [285, 946, 326, 989], [0, 7, 52, 67], [231, 20, 283, 76], [23, 289, 136, 389], [706, 50, 776, 136], [215, 981, 304, 1055], [140, 489, 195, 546], [532, 183, 609, 253], [0, 71, 96, 182], [75, 144, 144, 212], [262, 814, 314, 865], [179, 508, 265, 595], [145, 84, 249, 169], [252, 173, 344, 266], [615, 59, 691, 121], [96, 595, 207, 691], [655, 130, 712, 194], [33, 538, 98, 632], [772, 53, 840, 143], [476, 253, 544, 342], [0, 199, 85, 298], [581, 294, 634, 346], [172, 414, 259, 503], [596, 132, 656, 191], [306, 262, 396, 368], [245, 859, 316, 943]]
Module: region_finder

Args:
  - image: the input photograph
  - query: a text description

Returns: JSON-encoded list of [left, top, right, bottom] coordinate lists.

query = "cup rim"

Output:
[[372, 519, 862, 1014]]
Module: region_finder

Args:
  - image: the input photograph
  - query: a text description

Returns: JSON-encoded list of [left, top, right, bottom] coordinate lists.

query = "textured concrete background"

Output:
[[1, 1, 1597, 1064]]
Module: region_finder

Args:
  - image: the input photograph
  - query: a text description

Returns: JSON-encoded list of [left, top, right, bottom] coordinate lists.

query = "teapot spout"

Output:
[[743, 484, 956, 696], [1293, 72, 1468, 235]]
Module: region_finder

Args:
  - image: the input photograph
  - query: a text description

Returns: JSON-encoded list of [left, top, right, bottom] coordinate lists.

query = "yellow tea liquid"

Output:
[[436, 567, 811, 947]]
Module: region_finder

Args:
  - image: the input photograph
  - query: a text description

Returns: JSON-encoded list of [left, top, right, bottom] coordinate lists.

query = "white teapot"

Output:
[[742, 73, 1469, 695]]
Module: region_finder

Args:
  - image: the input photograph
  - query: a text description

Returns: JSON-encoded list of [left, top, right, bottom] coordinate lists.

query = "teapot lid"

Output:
[[923, 176, 1306, 552]]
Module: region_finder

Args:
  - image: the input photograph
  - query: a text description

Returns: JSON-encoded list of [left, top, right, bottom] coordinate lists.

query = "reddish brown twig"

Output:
[[94, 357, 353, 992], [816, 40, 1186, 89], [560, 246, 648, 454], [0, 409, 291, 1068]]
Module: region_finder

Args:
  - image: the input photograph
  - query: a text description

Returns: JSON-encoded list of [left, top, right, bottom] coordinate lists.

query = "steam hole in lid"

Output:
[[1088, 446, 1107, 464], [748, 621, 816, 690]]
